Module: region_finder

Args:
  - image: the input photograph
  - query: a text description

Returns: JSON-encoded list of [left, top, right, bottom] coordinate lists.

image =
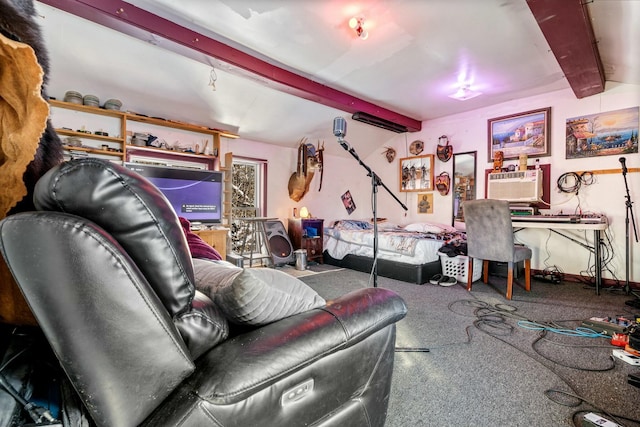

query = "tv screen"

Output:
[[125, 163, 223, 224]]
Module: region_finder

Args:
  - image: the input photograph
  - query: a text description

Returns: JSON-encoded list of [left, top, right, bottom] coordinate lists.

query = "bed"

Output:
[[323, 220, 466, 284]]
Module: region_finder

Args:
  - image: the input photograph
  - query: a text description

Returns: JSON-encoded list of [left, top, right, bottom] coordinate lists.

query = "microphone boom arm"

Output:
[[337, 137, 407, 288], [338, 137, 408, 212]]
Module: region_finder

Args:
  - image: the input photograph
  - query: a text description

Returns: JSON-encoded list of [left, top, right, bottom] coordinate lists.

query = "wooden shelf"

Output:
[[56, 128, 124, 143], [49, 99, 124, 118], [126, 113, 217, 135], [52, 99, 234, 226], [126, 145, 216, 160], [50, 100, 232, 162], [63, 145, 123, 157]]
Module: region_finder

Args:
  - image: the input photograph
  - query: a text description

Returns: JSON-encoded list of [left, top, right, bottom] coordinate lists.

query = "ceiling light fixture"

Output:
[[348, 17, 368, 40], [448, 84, 482, 101]]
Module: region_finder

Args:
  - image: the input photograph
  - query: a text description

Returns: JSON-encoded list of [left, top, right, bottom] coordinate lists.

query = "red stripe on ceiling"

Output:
[[526, 0, 605, 99], [38, 0, 422, 132]]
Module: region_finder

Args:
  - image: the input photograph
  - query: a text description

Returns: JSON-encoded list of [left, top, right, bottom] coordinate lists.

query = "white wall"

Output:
[[222, 82, 640, 282]]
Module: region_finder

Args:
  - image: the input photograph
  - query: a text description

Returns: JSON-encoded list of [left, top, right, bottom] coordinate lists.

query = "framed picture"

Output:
[[565, 106, 639, 159], [399, 154, 434, 192], [488, 107, 551, 160], [341, 190, 356, 215], [417, 193, 433, 214]]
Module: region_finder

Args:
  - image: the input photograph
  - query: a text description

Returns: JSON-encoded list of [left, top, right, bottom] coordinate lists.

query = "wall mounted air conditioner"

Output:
[[487, 169, 543, 203], [351, 112, 408, 133]]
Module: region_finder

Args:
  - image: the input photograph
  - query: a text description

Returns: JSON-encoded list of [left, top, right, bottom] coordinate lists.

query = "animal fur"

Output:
[[1, 0, 63, 326], [0, 0, 63, 214]]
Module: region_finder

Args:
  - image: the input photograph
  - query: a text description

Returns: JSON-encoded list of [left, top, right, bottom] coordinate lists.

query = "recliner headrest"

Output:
[[34, 158, 195, 316]]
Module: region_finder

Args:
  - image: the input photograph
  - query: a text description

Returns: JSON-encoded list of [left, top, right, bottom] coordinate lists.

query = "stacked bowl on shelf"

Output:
[[82, 94, 100, 107], [62, 91, 122, 111], [63, 90, 83, 104], [103, 99, 122, 111]]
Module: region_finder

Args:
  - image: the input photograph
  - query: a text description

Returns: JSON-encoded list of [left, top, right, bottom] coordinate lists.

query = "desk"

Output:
[[192, 228, 228, 256], [513, 220, 608, 294]]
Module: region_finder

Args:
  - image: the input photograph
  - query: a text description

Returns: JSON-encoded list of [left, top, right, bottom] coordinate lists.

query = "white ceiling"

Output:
[[35, 0, 639, 159]]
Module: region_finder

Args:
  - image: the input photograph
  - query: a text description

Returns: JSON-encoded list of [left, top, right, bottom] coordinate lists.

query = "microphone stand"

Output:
[[338, 137, 408, 287], [620, 165, 638, 297]]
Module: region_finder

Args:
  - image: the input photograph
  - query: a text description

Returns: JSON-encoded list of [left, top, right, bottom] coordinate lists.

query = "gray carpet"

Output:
[[300, 269, 640, 427]]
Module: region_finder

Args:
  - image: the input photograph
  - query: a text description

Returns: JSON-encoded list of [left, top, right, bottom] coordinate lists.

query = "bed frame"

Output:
[[323, 251, 442, 285]]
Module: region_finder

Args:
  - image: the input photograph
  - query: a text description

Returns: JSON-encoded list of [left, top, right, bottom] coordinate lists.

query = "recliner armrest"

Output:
[[322, 287, 408, 343], [191, 287, 407, 404]]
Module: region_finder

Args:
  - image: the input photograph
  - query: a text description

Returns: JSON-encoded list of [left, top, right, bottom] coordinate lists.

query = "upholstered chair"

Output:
[[462, 199, 532, 300]]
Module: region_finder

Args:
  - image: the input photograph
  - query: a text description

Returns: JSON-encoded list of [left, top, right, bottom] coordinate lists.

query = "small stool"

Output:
[[239, 217, 277, 267]]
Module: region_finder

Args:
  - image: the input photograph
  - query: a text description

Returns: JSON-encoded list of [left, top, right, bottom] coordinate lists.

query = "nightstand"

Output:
[[192, 228, 228, 257], [288, 218, 324, 264]]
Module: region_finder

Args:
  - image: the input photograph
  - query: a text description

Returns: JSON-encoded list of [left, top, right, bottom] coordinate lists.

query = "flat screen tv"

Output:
[[125, 163, 223, 224]]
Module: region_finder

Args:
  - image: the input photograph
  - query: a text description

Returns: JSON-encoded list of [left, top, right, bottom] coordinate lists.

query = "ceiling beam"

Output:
[[526, 0, 605, 99], [38, 0, 422, 132]]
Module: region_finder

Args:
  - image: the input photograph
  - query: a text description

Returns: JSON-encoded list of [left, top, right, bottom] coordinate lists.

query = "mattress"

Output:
[[323, 220, 462, 266]]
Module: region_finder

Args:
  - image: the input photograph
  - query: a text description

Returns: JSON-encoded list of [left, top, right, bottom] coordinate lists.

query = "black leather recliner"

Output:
[[0, 158, 407, 427]]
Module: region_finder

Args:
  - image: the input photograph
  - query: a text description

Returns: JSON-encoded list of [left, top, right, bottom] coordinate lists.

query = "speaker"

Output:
[[264, 220, 294, 266]]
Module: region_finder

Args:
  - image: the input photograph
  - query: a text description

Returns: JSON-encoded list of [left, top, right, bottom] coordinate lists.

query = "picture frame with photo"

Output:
[[399, 154, 434, 192], [417, 193, 433, 214], [565, 106, 639, 159], [341, 190, 356, 215], [488, 107, 550, 161]]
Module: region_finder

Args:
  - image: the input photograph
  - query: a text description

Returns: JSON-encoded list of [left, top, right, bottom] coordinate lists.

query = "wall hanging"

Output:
[[488, 107, 550, 160], [436, 135, 453, 162], [288, 138, 324, 202], [565, 106, 638, 159], [417, 193, 433, 214], [341, 190, 356, 215], [409, 140, 424, 155], [435, 172, 451, 196], [399, 155, 434, 192], [382, 146, 396, 163]]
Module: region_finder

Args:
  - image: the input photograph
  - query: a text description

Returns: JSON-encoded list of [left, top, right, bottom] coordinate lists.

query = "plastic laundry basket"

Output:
[[439, 254, 482, 283]]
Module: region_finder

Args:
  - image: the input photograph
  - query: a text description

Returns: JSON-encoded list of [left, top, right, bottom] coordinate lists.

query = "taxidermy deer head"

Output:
[[288, 138, 324, 202]]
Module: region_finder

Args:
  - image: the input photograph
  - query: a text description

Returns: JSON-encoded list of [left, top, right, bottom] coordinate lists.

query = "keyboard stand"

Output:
[[513, 221, 608, 295]]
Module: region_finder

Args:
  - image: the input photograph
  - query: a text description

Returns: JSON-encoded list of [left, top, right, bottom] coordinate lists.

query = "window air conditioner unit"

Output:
[[487, 169, 543, 203]]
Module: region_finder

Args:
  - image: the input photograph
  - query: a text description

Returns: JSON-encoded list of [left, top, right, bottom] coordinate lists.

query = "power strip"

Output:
[[583, 412, 623, 427], [612, 349, 640, 365], [581, 319, 627, 336]]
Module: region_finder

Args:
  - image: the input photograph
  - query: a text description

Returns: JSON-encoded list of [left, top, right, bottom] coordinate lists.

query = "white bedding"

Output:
[[324, 221, 460, 265]]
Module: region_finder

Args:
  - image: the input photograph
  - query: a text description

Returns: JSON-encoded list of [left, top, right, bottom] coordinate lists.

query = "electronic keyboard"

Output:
[[511, 214, 607, 224]]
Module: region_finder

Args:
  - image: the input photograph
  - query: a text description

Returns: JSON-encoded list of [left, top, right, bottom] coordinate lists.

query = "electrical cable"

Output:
[[0, 336, 59, 425], [557, 172, 582, 194], [517, 321, 608, 338], [445, 297, 637, 426]]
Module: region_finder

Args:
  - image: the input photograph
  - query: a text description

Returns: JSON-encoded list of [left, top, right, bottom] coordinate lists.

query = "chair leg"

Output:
[[466, 257, 474, 291], [482, 260, 489, 283], [524, 259, 531, 292], [506, 262, 514, 300]]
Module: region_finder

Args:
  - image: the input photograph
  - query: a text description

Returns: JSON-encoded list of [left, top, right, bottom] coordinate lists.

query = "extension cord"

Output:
[[533, 274, 561, 284]]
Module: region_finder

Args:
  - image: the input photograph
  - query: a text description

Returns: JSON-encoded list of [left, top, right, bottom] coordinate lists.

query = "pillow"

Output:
[[332, 219, 373, 230], [404, 222, 457, 234], [192, 259, 326, 326], [379, 222, 401, 231], [179, 217, 222, 260]]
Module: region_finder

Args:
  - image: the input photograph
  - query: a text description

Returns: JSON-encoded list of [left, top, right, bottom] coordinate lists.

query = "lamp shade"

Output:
[[300, 207, 309, 218]]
